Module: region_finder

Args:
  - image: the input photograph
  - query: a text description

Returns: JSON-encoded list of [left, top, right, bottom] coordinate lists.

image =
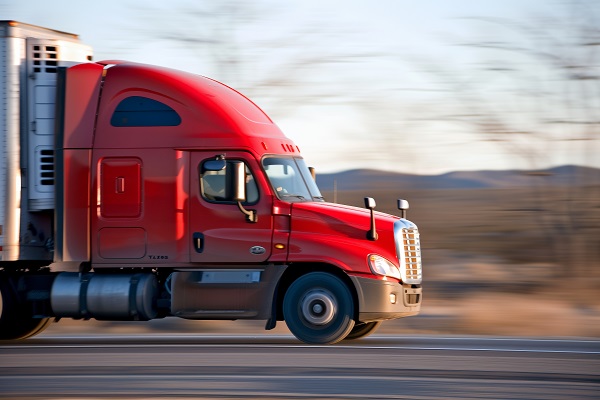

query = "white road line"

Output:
[[2, 342, 599, 354], [34, 333, 600, 343]]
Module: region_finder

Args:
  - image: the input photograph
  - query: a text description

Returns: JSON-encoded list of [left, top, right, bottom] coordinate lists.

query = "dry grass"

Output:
[[322, 186, 600, 338]]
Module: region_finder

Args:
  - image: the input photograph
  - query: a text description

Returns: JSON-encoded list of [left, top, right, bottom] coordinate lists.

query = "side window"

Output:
[[200, 161, 259, 204], [111, 96, 181, 127]]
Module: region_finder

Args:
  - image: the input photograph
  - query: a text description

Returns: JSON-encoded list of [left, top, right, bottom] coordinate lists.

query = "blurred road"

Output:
[[1, 335, 598, 399]]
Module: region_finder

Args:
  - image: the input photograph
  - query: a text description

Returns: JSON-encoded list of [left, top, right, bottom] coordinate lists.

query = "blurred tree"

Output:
[[129, 0, 426, 174], [431, 1, 600, 287], [133, 0, 383, 116]]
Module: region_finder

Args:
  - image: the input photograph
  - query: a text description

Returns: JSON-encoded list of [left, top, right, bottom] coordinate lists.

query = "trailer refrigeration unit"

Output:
[[0, 21, 422, 344]]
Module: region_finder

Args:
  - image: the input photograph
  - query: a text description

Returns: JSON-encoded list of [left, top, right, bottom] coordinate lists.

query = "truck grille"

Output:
[[402, 228, 421, 283], [394, 220, 422, 284]]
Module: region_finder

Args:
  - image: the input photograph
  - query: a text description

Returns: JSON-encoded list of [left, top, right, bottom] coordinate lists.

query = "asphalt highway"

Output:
[[1, 334, 598, 399]]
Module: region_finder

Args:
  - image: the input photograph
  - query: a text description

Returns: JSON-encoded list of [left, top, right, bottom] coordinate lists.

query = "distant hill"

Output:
[[315, 165, 600, 192]]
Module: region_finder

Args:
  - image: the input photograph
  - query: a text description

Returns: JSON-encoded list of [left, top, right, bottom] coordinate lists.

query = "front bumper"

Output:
[[349, 275, 421, 323]]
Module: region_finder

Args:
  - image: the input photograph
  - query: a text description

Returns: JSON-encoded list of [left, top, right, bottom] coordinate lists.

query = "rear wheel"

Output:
[[283, 272, 355, 344], [0, 277, 52, 340], [344, 321, 382, 340]]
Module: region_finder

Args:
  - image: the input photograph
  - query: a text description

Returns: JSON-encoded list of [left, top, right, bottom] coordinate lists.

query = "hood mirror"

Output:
[[364, 197, 378, 241], [397, 199, 409, 219]]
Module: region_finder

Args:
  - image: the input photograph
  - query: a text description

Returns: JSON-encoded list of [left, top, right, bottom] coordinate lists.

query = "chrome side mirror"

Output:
[[230, 161, 257, 223]]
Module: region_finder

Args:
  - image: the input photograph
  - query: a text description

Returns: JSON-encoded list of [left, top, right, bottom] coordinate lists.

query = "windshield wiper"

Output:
[[282, 194, 306, 200]]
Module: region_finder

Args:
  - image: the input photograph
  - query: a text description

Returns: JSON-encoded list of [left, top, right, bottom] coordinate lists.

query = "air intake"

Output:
[[32, 44, 58, 74]]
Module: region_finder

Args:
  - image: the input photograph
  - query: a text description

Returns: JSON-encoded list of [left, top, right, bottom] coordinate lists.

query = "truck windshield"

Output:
[[262, 157, 324, 202]]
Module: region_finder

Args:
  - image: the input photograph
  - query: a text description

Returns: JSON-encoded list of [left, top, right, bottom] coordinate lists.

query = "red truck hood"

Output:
[[291, 202, 398, 238], [287, 202, 400, 274]]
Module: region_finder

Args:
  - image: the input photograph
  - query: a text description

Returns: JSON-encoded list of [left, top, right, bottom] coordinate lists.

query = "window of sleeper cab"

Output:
[[110, 96, 181, 127], [200, 161, 259, 204]]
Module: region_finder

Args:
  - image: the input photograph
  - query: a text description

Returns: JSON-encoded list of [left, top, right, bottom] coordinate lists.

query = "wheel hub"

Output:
[[301, 289, 336, 325]]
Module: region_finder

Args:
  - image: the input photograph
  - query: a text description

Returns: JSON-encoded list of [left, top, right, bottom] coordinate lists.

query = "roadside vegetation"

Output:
[[324, 180, 600, 338]]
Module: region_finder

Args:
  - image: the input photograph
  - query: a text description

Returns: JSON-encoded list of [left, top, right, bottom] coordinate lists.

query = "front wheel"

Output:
[[344, 321, 382, 340], [283, 272, 355, 344], [0, 278, 52, 340]]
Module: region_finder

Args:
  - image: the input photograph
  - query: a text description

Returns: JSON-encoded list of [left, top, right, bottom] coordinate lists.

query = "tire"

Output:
[[344, 321, 382, 340], [283, 272, 355, 344], [0, 278, 52, 340]]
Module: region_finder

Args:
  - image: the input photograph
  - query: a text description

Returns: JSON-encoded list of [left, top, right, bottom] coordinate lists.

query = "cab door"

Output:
[[189, 152, 273, 263]]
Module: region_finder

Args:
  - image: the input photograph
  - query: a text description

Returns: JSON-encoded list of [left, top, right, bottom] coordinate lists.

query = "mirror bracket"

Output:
[[237, 201, 257, 223]]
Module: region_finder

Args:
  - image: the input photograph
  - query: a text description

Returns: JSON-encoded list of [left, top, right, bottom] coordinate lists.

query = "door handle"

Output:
[[115, 176, 125, 193], [193, 232, 204, 253]]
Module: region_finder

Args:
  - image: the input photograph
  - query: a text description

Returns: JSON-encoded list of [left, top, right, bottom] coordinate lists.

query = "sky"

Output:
[[2, 0, 598, 175]]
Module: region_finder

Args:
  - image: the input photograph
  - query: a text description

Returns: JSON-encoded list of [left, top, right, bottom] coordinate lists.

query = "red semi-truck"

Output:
[[0, 21, 422, 344]]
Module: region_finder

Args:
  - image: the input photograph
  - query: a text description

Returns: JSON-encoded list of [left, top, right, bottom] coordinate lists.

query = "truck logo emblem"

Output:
[[250, 246, 266, 255]]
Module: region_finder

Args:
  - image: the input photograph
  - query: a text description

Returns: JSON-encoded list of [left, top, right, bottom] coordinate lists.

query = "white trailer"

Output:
[[0, 21, 92, 262]]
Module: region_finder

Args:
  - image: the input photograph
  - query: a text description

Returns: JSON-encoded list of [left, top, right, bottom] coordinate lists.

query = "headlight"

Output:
[[368, 254, 401, 280]]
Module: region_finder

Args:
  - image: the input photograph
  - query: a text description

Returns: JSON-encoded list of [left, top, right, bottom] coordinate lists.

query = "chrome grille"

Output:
[[402, 228, 421, 283], [394, 219, 422, 284]]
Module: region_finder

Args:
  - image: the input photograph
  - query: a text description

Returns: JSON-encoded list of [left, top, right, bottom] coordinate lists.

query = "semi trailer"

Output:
[[0, 21, 422, 344]]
